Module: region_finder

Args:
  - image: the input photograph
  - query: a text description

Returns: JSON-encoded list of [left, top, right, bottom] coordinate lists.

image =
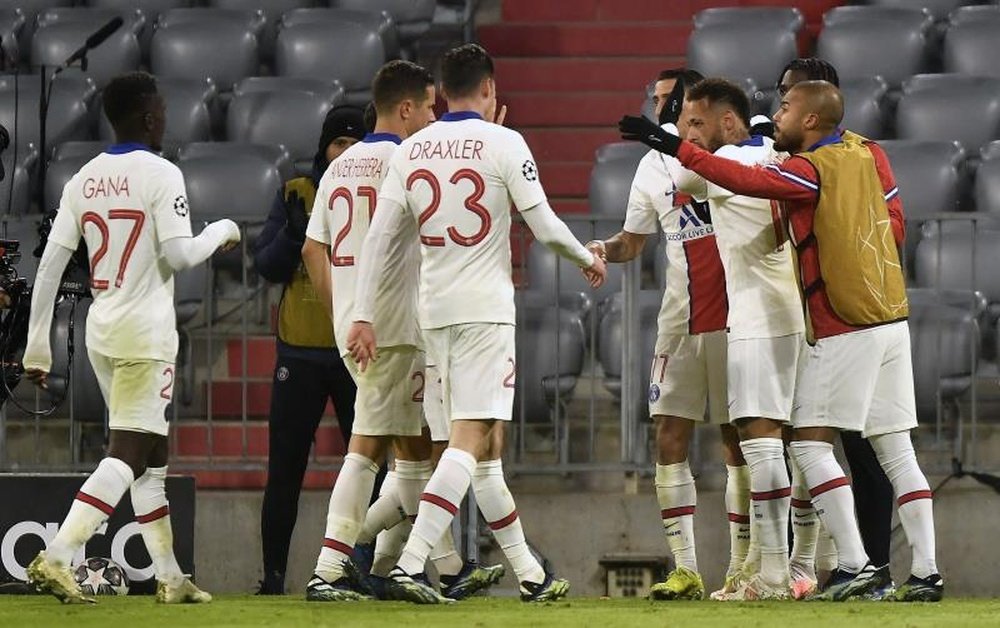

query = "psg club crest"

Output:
[[277, 366, 290, 382], [521, 160, 538, 182], [648, 384, 661, 403], [173, 195, 189, 217]]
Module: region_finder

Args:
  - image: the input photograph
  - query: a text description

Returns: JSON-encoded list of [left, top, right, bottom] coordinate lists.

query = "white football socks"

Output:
[[472, 459, 544, 585], [131, 466, 184, 587], [357, 471, 405, 546], [396, 448, 475, 576], [314, 452, 379, 581], [788, 453, 819, 582], [429, 528, 464, 578], [654, 462, 698, 573], [395, 459, 434, 517], [740, 438, 791, 586], [789, 440, 868, 573], [724, 464, 751, 578], [372, 519, 411, 577], [869, 431, 938, 578], [47, 457, 134, 566]]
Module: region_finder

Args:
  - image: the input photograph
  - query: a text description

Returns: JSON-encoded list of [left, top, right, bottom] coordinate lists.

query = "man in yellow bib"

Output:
[[619, 80, 941, 602]]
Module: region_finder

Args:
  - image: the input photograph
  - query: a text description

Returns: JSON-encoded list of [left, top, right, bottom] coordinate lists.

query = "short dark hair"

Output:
[[102, 71, 158, 128], [657, 68, 704, 86], [440, 43, 494, 99], [777, 57, 840, 89], [686, 78, 751, 128], [372, 60, 435, 115]]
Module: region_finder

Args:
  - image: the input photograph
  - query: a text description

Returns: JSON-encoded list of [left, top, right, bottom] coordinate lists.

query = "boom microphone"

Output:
[[60, 17, 124, 70]]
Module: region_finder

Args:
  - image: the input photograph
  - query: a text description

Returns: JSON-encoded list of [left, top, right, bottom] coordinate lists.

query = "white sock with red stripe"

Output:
[[314, 452, 380, 581], [395, 459, 433, 517], [724, 464, 751, 578], [816, 523, 838, 572], [869, 431, 938, 578], [655, 462, 698, 573], [396, 448, 475, 576], [789, 440, 868, 573], [131, 466, 184, 587], [740, 438, 791, 586], [429, 528, 464, 578], [372, 519, 411, 577], [357, 472, 405, 545], [788, 453, 819, 582], [47, 457, 134, 566], [472, 459, 545, 584]]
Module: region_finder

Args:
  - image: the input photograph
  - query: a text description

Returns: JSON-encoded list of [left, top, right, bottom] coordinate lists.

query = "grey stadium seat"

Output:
[[88, 0, 195, 57], [0, 145, 38, 216], [31, 8, 144, 87], [975, 141, 1000, 214], [693, 7, 804, 32], [943, 14, 1000, 78], [526, 235, 623, 311], [279, 8, 401, 61], [947, 5, 1000, 26], [98, 77, 217, 158], [514, 305, 586, 424], [595, 141, 648, 166], [589, 143, 645, 217], [52, 140, 104, 161], [0, 9, 25, 69], [597, 290, 660, 413], [227, 77, 344, 174], [840, 76, 889, 140], [178, 152, 280, 224], [207, 0, 312, 60], [896, 74, 1000, 154], [878, 139, 966, 273], [686, 23, 796, 96], [868, 0, 969, 22], [817, 6, 933, 87], [177, 141, 294, 182], [328, 0, 434, 49], [907, 294, 978, 423], [11, 0, 71, 54], [275, 20, 384, 105], [44, 154, 90, 214], [151, 13, 259, 92], [0, 73, 96, 156]]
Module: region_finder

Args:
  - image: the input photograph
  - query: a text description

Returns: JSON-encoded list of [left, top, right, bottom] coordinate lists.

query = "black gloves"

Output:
[[284, 191, 309, 241], [618, 115, 682, 157]]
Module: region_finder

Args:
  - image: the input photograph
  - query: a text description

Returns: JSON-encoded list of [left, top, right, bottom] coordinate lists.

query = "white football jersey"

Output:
[[48, 144, 193, 362], [379, 111, 546, 329], [677, 136, 804, 340], [624, 145, 728, 338], [306, 133, 420, 353]]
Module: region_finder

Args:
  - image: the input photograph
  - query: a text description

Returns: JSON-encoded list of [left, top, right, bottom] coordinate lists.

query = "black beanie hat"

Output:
[[315, 105, 366, 166]]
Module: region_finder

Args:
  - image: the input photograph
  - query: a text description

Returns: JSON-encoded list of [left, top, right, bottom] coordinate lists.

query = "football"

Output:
[[73, 557, 130, 596]]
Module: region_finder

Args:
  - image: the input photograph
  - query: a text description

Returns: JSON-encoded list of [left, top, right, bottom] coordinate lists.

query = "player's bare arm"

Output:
[[587, 231, 648, 263], [301, 237, 335, 322]]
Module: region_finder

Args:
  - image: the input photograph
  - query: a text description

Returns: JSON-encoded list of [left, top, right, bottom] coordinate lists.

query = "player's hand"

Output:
[[619, 115, 681, 156], [493, 104, 507, 126], [585, 240, 607, 261], [216, 219, 242, 253], [285, 191, 309, 241], [25, 367, 48, 390], [583, 253, 607, 289], [346, 321, 377, 372]]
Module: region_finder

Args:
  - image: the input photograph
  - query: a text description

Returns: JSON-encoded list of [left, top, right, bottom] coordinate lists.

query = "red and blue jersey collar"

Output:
[[363, 132, 402, 144], [806, 132, 843, 152]]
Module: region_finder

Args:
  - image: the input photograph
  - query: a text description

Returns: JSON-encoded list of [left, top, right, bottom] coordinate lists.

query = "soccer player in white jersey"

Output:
[[22, 72, 240, 604], [585, 68, 751, 601], [300, 60, 439, 601], [671, 79, 806, 600], [348, 43, 606, 604]]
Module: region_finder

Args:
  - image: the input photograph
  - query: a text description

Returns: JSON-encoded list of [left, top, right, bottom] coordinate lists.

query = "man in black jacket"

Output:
[[253, 105, 367, 595]]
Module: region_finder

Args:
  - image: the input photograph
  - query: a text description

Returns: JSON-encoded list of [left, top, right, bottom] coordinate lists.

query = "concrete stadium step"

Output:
[[226, 336, 277, 379], [495, 57, 684, 92], [479, 22, 690, 57], [206, 380, 340, 419], [502, 92, 642, 128], [521, 127, 620, 162], [173, 420, 347, 458]]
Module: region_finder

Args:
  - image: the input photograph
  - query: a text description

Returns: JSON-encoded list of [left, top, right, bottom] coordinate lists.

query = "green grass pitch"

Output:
[[1, 596, 999, 628]]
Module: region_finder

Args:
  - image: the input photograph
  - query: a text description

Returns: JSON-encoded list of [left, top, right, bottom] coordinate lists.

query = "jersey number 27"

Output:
[[81, 210, 146, 290]]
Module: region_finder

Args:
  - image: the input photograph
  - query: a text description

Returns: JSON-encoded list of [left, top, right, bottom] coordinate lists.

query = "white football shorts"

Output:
[[421, 361, 450, 442], [345, 345, 424, 437], [792, 321, 917, 437], [726, 332, 804, 423], [88, 349, 173, 437], [647, 330, 729, 424]]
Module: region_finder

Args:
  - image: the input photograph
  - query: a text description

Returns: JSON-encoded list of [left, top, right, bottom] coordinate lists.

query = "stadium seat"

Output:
[[178, 151, 280, 224], [174, 261, 206, 405], [177, 141, 294, 182], [868, 0, 969, 23], [0, 9, 25, 70], [943, 12, 1000, 78], [686, 23, 796, 97], [0, 73, 97, 157], [87, 0, 194, 57], [594, 141, 648, 166], [10, 0, 71, 54], [31, 8, 144, 87], [274, 20, 384, 105], [52, 140, 104, 161], [0, 144, 38, 216], [43, 153, 90, 214], [278, 8, 401, 61], [947, 4, 1000, 26], [151, 12, 260, 92], [526, 234, 624, 313], [56, 297, 106, 422], [840, 76, 889, 140], [514, 304, 586, 424], [896, 74, 1000, 154], [692, 7, 804, 32], [207, 0, 312, 61], [975, 141, 1000, 214], [589, 143, 645, 217], [98, 77, 217, 158], [327, 0, 434, 52], [596, 290, 660, 410], [817, 6, 933, 87], [227, 77, 345, 174]]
